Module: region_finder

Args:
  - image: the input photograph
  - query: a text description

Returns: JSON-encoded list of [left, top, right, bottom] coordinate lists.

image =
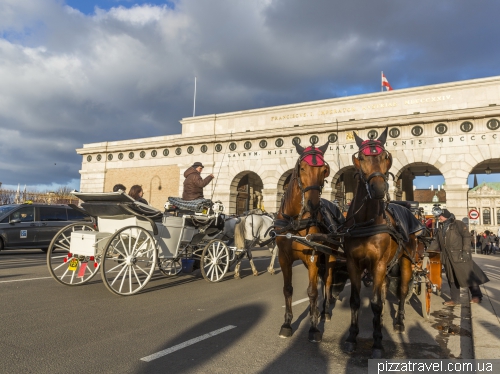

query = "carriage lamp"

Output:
[[424, 169, 430, 177], [485, 166, 492, 175]]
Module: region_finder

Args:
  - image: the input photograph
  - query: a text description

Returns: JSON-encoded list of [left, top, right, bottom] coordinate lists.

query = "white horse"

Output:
[[231, 213, 278, 279]]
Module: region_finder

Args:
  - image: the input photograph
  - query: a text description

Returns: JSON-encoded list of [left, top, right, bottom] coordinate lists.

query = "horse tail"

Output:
[[234, 216, 247, 249]]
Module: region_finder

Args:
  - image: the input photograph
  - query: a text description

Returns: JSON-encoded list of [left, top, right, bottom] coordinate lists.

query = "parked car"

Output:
[[0, 203, 92, 252]]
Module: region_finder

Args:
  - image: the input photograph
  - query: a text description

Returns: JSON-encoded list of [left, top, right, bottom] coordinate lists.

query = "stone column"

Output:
[[442, 184, 469, 221], [400, 170, 415, 201], [343, 169, 356, 205], [322, 184, 334, 201], [261, 188, 279, 213], [387, 180, 397, 201]]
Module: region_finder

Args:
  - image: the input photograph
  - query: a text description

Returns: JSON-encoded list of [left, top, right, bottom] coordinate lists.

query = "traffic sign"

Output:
[[468, 209, 480, 220]]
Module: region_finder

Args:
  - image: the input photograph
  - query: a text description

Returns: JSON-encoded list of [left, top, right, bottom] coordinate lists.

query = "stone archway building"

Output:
[[78, 76, 500, 219]]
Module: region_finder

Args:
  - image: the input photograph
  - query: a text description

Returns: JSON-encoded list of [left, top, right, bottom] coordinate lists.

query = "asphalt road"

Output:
[[0, 249, 472, 374]]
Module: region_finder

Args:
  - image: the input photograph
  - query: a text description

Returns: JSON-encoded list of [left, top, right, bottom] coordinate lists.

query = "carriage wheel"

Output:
[[419, 256, 432, 320], [101, 226, 157, 296], [159, 259, 182, 276], [201, 239, 230, 283], [47, 223, 98, 286]]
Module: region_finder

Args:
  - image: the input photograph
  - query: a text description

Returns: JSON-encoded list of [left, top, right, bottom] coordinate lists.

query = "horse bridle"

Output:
[[280, 148, 329, 230], [353, 149, 393, 201]]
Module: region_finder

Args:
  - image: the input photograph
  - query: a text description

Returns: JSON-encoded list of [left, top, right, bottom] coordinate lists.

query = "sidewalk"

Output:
[[470, 254, 500, 359]]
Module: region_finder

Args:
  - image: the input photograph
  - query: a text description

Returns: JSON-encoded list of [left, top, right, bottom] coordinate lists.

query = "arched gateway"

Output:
[[78, 76, 500, 219]]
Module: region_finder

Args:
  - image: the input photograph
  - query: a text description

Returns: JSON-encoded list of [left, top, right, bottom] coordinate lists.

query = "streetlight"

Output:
[[485, 166, 492, 175], [424, 169, 430, 177]]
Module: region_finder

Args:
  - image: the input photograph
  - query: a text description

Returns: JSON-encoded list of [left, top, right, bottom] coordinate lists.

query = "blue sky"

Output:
[[0, 0, 500, 192], [65, 0, 174, 14]]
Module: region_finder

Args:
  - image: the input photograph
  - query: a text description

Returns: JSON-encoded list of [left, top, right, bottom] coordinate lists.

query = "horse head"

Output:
[[293, 140, 330, 214], [351, 128, 392, 200]]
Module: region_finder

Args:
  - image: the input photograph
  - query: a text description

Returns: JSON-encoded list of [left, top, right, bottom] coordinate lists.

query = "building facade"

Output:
[[77, 76, 500, 219], [468, 182, 500, 233]]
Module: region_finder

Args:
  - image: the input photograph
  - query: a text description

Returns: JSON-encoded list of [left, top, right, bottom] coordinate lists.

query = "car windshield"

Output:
[[0, 205, 17, 217]]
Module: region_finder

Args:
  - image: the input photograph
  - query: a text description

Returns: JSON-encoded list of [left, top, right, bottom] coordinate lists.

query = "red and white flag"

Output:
[[381, 72, 393, 91]]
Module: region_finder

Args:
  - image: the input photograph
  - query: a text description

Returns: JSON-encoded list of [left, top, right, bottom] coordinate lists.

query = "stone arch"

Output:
[[229, 171, 264, 215], [329, 165, 356, 212], [275, 169, 294, 209]]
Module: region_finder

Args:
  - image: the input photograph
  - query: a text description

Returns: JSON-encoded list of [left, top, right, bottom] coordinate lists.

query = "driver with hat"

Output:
[[182, 162, 214, 201]]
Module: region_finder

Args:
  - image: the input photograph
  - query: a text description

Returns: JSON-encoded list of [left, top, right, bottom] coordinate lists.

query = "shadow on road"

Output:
[[132, 304, 266, 373]]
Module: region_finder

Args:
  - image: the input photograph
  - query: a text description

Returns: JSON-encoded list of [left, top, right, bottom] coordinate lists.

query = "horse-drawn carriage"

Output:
[[46, 192, 263, 295]]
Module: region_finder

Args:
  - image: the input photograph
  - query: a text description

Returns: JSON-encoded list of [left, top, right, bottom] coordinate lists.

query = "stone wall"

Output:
[[103, 165, 180, 210]]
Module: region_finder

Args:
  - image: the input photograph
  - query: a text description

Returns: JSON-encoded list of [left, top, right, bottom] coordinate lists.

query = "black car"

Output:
[[0, 203, 91, 252]]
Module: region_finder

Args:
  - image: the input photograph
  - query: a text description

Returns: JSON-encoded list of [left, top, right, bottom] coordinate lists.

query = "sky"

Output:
[[1, 0, 500, 192]]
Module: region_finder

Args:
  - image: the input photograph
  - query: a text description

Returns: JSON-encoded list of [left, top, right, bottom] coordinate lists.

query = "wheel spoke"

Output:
[[110, 263, 128, 286], [132, 266, 143, 288]]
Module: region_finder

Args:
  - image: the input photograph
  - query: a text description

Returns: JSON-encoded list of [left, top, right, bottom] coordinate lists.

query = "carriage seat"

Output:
[[389, 200, 419, 211], [320, 198, 346, 233], [387, 203, 426, 243], [167, 197, 213, 213]]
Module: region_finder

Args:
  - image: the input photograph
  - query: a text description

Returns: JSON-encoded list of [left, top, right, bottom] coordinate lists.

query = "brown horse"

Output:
[[343, 128, 420, 358], [274, 141, 347, 342]]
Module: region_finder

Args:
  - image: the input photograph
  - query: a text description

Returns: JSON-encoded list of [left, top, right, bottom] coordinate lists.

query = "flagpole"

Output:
[[193, 76, 197, 117], [381, 71, 383, 92]]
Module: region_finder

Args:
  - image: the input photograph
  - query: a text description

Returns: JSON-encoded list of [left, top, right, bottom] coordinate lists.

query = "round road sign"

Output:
[[468, 209, 480, 220]]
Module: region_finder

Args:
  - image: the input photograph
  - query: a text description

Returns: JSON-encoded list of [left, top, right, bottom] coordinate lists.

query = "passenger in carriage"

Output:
[[128, 185, 148, 204], [182, 162, 214, 201], [113, 184, 126, 193]]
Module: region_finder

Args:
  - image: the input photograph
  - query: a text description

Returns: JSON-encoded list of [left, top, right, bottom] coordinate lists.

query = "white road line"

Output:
[[282, 297, 309, 307], [251, 258, 274, 261], [280, 282, 351, 307], [484, 264, 499, 268], [0, 276, 52, 283], [140, 325, 237, 362]]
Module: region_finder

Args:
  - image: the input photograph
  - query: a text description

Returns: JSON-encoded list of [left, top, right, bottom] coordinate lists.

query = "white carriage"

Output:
[[46, 192, 235, 295]]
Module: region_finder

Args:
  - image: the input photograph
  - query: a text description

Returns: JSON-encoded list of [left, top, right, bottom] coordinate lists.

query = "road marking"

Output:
[[140, 325, 237, 362], [484, 264, 499, 268], [282, 297, 309, 307], [0, 276, 52, 283], [281, 281, 351, 307]]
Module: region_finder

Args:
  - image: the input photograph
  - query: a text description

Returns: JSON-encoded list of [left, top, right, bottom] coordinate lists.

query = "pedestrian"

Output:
[[490, 232, 498, 255], [182, 162, 214, 201], [429, 209, 489, 306], [479, 231, 489, 254], [128, 185, 148, 204]]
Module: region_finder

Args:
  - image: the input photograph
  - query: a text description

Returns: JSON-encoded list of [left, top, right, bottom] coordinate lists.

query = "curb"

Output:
[[471, 284, 500, 359]]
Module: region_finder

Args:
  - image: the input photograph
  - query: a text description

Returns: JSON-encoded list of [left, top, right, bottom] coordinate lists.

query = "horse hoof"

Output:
[[321, 313, 331, 322], [394, 324, 405, 333], [308, 331, 322, 343], [279, 326, 293, 338], [234, 274, 241, 279], [343, 341, 357, 353], [253, 271, 258, 276], [372, 348, 384, 359]]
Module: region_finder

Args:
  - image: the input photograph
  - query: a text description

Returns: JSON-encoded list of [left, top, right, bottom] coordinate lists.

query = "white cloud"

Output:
[[0, 0, 499, 188]]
